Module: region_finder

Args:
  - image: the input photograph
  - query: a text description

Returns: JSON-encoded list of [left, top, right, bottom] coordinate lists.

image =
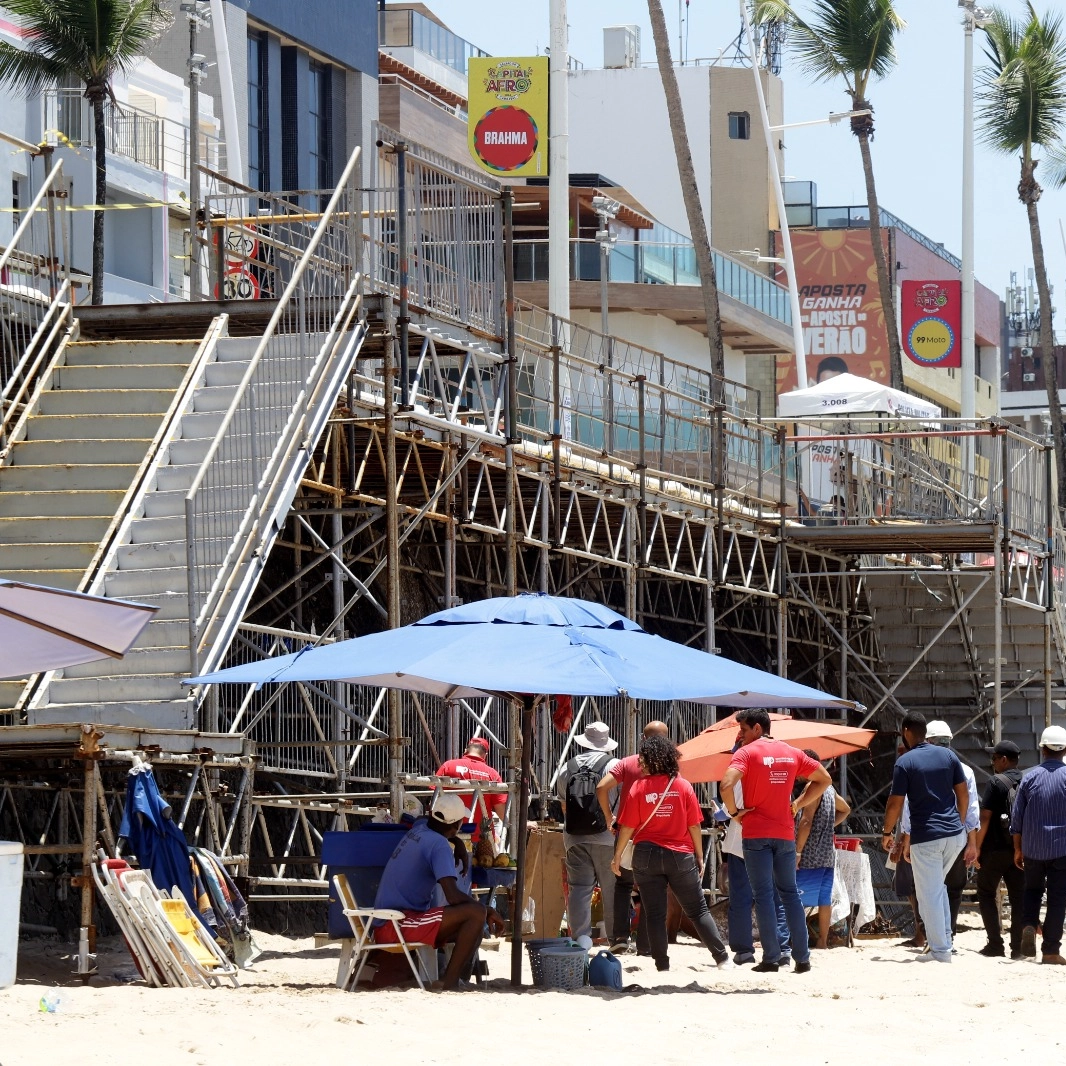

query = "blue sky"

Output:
[[426, 0, 1066, 312]]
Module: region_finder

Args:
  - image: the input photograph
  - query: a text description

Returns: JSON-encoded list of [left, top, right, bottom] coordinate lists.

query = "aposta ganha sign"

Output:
[[774, 229, 891, 392], [901, 280, 961, 368], [468, 56, 548, 177]]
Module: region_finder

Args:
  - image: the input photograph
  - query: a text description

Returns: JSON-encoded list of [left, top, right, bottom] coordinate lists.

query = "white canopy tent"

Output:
[[777, 373, 941, 420], [777, 375, 942, 511]]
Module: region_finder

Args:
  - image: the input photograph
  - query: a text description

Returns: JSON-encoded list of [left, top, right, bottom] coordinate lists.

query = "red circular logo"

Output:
[[473, 106, 538, 172]]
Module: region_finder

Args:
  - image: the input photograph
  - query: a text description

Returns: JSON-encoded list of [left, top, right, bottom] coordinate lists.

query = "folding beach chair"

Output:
[[150, 889, 240, 988], [333, 873, 438, 991], [93, 857, 168, 987], [117, 869, 199, 988]]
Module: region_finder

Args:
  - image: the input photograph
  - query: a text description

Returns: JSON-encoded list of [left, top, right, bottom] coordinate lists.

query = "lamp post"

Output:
[[593, 194, 619, 461], [181, 1, 208, 300], [960, 0, 992, 499]]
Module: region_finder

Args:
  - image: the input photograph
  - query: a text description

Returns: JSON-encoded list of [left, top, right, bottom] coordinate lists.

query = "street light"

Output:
[[592, 194, 620, 463], [768, 108, 872, 132], [960, 0, 992, 498]]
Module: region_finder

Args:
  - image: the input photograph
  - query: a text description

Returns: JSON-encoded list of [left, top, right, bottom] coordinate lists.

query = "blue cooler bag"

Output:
[[588, 950, 623, 990]]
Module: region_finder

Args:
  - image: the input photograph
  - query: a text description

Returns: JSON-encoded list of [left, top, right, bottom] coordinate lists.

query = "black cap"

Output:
[[985, 740, 1021, 757]]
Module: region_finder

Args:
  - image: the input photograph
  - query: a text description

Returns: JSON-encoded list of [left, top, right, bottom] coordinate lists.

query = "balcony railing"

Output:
[[514, 238, 793, 326], [43, 88, 224, 181]]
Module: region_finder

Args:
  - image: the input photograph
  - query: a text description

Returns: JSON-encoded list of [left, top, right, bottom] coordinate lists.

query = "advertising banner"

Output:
[[468, 56, 548, 178], [901, 280, 962, 368], [775, 229, 890, 393]]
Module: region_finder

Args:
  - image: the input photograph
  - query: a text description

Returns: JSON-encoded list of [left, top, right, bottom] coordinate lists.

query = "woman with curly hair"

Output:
[[610, 734, 731, 972]]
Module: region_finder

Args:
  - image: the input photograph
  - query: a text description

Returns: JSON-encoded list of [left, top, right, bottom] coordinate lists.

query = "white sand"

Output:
[[2, 924, 1058, 1065]]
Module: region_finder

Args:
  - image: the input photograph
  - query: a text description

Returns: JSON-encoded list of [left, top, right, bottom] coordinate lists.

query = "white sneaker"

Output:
[[716, 957, 735, 970]]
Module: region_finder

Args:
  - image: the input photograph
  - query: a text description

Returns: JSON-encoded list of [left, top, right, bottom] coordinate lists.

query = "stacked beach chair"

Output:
[[93, 854, 239, 988]]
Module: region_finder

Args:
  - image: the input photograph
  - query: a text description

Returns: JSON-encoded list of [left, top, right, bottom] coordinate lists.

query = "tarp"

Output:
[[777, 373, 941, 420]]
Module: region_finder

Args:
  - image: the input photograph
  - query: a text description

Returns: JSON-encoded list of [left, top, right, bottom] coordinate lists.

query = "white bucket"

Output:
[[0, 841, 24, 988]]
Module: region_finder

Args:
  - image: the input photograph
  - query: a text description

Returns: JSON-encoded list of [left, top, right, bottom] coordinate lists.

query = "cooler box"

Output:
[[323, 826, 408, 940], [0, 841, 23, 988]]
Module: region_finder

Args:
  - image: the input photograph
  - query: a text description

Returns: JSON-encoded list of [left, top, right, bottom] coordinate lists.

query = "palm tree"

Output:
[[646, 0, 726, 377], [978, 2, 1066, 511], [754, 0, 906, 390], [0, 0, 170, 305]]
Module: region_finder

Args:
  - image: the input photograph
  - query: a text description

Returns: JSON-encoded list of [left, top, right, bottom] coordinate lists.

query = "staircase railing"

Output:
[[185, 146, 366, 680], [0, 158, 72, 451]]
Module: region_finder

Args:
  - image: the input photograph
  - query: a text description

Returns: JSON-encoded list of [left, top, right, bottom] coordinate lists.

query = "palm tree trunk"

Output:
[[1022, 161, 1066, 512], [91, 92, 106, 305], [855, 126, 902, 390], [647, 0, 725, 377]]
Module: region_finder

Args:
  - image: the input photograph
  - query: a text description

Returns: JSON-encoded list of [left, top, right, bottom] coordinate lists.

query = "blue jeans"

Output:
[[909, 831, 966, 961], [726, 854, 790, 961], [743, 837, 810, 965]]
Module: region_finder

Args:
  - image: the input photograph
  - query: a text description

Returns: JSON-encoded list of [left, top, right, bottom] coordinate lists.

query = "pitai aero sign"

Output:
[[468, 56, 548, 178]]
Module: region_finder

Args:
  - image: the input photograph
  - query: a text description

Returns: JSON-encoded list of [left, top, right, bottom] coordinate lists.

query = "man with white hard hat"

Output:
[[1011, 725, 1066, 964]]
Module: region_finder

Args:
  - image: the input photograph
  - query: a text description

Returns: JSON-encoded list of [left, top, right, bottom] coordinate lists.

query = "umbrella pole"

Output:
[[77, 751, 98, 977], [510, 695, 536, 987]]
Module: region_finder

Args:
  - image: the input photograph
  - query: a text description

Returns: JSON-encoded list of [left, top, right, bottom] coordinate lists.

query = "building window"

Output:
[[728, 111, 750, 140], [247, 32, 269, 192], [308, 60, 331, 192]]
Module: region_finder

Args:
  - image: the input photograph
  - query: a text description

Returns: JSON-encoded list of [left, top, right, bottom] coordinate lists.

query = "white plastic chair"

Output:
[[333, 873, 438, 991]]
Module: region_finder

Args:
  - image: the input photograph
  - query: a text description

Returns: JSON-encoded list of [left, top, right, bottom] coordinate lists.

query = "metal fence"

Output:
[[369, 125, 503, 337], [185, 147, 365, 678], [0, 157, 73, 449], [778, 417, 1052, 536], [44, 89, 225, 180]]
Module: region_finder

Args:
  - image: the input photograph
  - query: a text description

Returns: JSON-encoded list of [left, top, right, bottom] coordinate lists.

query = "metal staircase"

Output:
[[0, 147, 367, 729]]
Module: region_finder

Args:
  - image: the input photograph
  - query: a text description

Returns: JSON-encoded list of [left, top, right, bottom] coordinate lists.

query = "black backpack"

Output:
[[994, 772, 1019, 828], [564, 753, 612, 835]]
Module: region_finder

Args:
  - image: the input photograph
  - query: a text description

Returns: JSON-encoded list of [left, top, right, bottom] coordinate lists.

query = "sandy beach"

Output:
[[1, 922, 1056, 1066]]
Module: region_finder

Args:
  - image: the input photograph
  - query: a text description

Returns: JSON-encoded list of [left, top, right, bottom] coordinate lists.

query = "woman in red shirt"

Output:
[[611, 735, 731, 972]]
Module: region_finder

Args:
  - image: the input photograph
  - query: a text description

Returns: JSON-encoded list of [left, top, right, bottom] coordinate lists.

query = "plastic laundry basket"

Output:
[[538, 946, 587, 991], [0, 841, 24, 988], [525, 937, 573, 986]]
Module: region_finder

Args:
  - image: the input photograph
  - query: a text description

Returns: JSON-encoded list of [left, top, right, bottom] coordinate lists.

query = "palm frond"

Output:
[[977, 3, 1066, 155], [0, 39, 67, 96], [1044, 141, 1066, 188], [756, 0, 904, 96]]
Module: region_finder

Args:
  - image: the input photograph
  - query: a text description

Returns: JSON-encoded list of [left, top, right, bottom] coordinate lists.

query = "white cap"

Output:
[[1040, 725, 1066, 751], [926, 720, 953, 740], [430, 792, 470, 825]]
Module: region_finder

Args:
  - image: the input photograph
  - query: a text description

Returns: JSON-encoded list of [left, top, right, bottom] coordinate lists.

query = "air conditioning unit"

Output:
[[1021, 347, 1034, 357], [1023, 372, 1036, 382], [604, 25, 640, 68]]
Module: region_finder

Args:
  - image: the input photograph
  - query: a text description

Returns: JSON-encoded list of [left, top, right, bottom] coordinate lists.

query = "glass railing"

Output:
[[379, 8, 487, 75], [514, 238, 792, 326], [809, 204, 961, 269]]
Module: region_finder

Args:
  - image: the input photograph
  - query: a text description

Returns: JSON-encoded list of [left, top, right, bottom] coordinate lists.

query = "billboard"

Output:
[[901, 280, 962, 368], [468, 57, 548, 178], [775, 229, 890, 392]]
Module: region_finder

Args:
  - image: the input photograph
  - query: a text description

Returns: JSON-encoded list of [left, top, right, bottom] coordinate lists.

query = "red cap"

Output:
[[468, 736, 490, 753]]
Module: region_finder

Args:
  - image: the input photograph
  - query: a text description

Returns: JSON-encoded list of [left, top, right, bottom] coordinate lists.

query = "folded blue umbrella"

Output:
[[187, 593, 855, 710], [119, 765, 195, 905]]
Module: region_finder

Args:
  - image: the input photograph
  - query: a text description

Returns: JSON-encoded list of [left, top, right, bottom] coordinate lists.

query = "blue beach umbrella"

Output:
[[187, 593, 856, 984], [119, 763, 194, 906]]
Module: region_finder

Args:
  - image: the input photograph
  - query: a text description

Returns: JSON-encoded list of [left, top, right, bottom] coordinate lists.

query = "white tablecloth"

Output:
[[831, 848, 876, 929]]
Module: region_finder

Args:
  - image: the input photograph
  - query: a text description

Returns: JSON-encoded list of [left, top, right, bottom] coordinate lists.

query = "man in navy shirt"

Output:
[[1011, 725, 1066, 964], [374, 792, 505, 989], [882, 711, 976, 963]]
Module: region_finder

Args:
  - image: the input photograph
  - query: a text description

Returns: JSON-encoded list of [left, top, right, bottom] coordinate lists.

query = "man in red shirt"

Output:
[[435, 737, 506, 842], [720, 709, 831, 974], [595, 720, 668, 953]]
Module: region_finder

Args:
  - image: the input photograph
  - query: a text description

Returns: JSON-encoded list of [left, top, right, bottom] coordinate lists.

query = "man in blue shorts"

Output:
[[374, 792, 505, 989]]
